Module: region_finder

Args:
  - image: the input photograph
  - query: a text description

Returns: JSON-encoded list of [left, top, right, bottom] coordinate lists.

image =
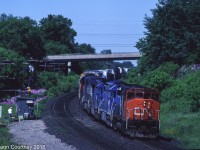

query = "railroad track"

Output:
[[50, 92, 181, 150], [51, 92, 126, 150]]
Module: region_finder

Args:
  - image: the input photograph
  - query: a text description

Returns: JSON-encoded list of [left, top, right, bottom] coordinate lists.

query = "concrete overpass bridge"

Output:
[[44, 52, 141, 72], [45, 52, 141, 62]]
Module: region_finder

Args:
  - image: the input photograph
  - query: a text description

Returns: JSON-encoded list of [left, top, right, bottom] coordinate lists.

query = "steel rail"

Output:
[[51, 92, 125, 150], [50, 92, 181, 150]]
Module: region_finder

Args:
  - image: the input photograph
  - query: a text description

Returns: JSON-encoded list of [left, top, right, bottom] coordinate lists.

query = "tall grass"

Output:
[[160, 103, 200, 149], [34, 98, 48, 119], [0, 127, 10, 146]]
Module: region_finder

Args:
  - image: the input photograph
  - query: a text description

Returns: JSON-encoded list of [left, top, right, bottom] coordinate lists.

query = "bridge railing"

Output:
[[49, 52, 141, 56]]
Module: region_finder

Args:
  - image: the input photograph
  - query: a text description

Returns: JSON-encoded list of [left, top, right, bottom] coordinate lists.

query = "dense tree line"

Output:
[[0, 47, 28, 92], [0, 14, 96, 59], [136, 0, 200, 74]]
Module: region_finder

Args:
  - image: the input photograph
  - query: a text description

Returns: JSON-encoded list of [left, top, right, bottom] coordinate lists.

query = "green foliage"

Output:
[[126, 62, 179, 91], [136, 0, 200, 73], [34, 98, 48, 118], [124, 68, 141, 84], [40, 14, 77, 54], [0, 13, 98, 61], [113, 61, 134, 68], [0, 127, 10, 146], [100, 49, 112, 54], [141, 70, 173, 91], [48, 72, 79, 98], [44, 41, 70, 55], [38, 72, 79, 98], [141, 62, 179, 91], [37, 72, 60, 89], [76, 43, 95, 54], [0, 14, 44, 59], [0, 47, 27, 89], [161, 70, 200, 112], [156, 62, 179, 75]]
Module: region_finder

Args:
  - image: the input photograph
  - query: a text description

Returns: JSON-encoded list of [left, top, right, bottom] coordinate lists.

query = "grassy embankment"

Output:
[[159, 70, 200, 149], [160, 104, 200, 149]]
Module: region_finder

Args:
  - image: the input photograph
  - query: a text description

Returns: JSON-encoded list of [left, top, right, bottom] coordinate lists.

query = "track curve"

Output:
[[51, 92, 127, 150], [50, 92, 181, 150]]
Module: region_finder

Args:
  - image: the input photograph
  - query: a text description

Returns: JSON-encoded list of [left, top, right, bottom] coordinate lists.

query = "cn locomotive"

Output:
[[79, 68, 160, 138]]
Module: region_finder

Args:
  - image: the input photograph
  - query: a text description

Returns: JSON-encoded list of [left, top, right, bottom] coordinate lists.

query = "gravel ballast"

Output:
[[9, 120, 77, 150]]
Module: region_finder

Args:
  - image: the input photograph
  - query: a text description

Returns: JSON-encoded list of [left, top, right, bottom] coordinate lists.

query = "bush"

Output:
[[0, 47, 27, 89], [37, 72, 60, 89], [141, 62, 179, 91], [161, 70, 200, 112], [34, 72, 79, 118], [141, 70, 173, 91], [37, 72, 79, 98], [124, 68, 141, 84], [125, 62, 179, 91]]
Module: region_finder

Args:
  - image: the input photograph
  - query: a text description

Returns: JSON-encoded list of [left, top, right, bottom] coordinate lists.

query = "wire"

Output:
[[90, 44, 133, 45], [78, 33, 142, 36], [89, 44, 134, 47]]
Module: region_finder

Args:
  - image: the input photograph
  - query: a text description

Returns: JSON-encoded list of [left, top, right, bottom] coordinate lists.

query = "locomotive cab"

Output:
[[124, 88, 160, 138]]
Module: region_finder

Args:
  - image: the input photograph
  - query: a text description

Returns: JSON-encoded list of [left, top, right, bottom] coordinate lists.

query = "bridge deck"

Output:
[[45, 52, 141, 62]]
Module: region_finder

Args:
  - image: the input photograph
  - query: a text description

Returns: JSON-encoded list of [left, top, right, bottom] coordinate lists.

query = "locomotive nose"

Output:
[[126, 99, 160, 121]]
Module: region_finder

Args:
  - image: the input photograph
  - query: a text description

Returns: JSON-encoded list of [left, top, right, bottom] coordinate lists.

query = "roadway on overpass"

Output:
[[45, 52, 141, 62]]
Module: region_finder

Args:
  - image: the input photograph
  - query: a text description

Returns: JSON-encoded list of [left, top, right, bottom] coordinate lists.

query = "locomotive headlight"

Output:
[[143, 101, 146, 107]]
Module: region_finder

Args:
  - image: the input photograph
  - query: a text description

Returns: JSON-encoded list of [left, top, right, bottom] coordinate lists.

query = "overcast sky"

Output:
[[0, 0, 158, 53]]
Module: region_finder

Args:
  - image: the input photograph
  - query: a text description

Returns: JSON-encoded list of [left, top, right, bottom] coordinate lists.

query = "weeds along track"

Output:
[[50, 92, 181, 150]]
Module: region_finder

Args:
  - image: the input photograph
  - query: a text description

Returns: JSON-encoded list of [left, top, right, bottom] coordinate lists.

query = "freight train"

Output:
[[79, 68, 160, 138]]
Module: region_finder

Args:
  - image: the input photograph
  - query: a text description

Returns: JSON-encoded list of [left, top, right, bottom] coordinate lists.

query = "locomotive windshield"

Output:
[[127, 92, 134, 100], [126, 88, 159, 101]]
